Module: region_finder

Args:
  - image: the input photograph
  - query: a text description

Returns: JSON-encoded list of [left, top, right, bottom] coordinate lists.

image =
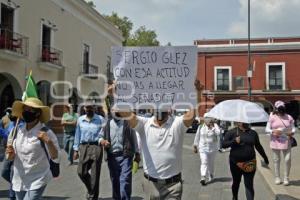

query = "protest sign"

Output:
[[111, 46, 197, 110]]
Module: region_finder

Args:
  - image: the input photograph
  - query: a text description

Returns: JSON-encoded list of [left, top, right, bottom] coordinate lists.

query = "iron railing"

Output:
[[40, 45, 63, 66], [233, 76, 247, 90], [212, 76, 248, 91], [0, 28, 29, 56], [82, 63, 99, 79]]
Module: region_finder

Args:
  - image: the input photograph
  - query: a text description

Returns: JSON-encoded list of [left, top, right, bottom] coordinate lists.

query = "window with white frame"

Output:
[[214, 67, 232, 91], [266, 63, 285, 90]]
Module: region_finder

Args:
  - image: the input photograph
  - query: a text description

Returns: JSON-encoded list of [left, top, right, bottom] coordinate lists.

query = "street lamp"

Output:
[[247, 0, 252, 101]]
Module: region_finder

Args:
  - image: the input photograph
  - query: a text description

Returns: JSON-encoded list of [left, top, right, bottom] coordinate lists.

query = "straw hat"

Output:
[[12, 97, 50, 123]]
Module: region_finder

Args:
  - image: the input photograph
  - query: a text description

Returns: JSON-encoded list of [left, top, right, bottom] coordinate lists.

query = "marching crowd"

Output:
[[0, 82, 297, 200]]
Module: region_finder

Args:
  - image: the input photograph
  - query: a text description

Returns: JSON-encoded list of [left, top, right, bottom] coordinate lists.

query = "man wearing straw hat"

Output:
[[5, 97, 60, 200], [73, 100, 105, 200]]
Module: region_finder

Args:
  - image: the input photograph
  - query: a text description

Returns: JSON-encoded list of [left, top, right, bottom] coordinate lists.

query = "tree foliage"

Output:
[[86, 1, 96, 8], [127, 26, 159, 46], [104, 12, 133, 46], [104, 13, 160, 46]]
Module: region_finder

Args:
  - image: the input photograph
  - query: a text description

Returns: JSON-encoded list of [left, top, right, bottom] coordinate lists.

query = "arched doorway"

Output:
[[0, 73, 22, 117], [68, 88, 82, 114], [285, 100, 300, 126], [88, 91, 101, 103], [254, 100, 273, 115], [37, 80, 52, 106]]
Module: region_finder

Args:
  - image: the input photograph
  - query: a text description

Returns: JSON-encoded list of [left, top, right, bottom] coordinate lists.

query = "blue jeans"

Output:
[[107, 154, 132, 200], [63, 134, 74, 164], [15, 185, 46, 200]]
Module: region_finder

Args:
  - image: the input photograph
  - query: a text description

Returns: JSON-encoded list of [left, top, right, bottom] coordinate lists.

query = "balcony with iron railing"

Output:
[[211, 76, 248, 93], [0, 28, 28, 59], [39, 45, 63, 70], [81, 63, 99, 79]]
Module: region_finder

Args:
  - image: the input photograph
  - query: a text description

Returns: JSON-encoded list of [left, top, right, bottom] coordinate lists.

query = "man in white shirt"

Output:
[[112, 78, 203, 199], [123, 109, 195, 199], [193, 117, 221, 185]]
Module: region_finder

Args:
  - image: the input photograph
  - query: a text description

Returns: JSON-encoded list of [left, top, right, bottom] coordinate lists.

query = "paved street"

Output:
[[0, 132, 275, 200]]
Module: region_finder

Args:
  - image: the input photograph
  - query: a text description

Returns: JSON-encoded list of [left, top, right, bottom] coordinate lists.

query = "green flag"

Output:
[[22, 71, 38, 101]]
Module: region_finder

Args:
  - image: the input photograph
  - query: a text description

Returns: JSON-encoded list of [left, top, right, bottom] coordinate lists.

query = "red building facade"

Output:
[[195, 37, 300, 122]]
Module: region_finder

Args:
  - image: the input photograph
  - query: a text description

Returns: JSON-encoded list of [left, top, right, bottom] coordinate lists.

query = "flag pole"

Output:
[[5, 118, 20, 159]]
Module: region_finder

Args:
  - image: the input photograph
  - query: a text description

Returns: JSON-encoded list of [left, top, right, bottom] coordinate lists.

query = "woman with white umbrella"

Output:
[[205, 99, 270, 199], [193, 115, 221, 186], [222, 122, 269, 200]]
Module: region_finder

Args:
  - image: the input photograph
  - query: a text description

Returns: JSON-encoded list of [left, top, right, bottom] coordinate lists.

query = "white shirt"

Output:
[[134, 115, 187, 179], [12, 122, 60, 191], [193, 123, 220, 153]]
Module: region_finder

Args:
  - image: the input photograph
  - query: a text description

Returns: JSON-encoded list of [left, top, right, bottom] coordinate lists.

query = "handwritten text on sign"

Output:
[[111, 46, 197, 110]]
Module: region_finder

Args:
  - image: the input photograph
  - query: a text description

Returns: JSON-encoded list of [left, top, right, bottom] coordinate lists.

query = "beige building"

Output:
[[0, 0, 123, 120]]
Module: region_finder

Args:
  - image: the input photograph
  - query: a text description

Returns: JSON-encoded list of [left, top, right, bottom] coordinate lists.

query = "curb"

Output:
[[256, 154, 299, 200]]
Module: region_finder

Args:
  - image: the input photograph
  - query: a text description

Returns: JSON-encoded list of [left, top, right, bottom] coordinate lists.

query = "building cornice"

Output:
[[203, 90, 300, 96], [51, 0, 123, 45], [194, 36, 300, 44], [197, 43, 300, 53]]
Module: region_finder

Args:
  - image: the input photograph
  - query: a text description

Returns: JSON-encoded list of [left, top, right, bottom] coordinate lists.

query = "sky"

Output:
[[92, 0, 300, 45]]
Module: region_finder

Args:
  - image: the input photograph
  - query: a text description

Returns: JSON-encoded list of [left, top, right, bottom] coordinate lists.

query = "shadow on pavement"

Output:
[[275, 194, 300, 200], [43, 197, 70, 200], [101, 197, 143, 200], [289, 180, 300, 186], [210, 177, 232, 184], [0, 190, 9, 197]]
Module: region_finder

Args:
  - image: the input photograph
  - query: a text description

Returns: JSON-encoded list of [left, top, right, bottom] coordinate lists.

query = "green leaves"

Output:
[[104, 13, 160, 46], [127, 26, 160, 46]]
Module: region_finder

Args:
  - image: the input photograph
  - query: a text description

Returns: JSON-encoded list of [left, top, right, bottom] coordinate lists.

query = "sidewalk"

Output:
[[254, 127, 300, 200]]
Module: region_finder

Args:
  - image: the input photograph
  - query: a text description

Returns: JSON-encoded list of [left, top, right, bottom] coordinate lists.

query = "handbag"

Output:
[[277, 116, 297, 148], [236, 159, 257, 173], [290, 137, 298, 148], [40, 127, 60, 178]]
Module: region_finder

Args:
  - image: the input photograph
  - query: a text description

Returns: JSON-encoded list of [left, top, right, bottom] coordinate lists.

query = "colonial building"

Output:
[[0, 0, 123, 130], [195, 37, 300, 122]]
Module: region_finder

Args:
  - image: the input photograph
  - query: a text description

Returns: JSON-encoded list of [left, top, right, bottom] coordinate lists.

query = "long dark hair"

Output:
[[273, 106, 286, 116]]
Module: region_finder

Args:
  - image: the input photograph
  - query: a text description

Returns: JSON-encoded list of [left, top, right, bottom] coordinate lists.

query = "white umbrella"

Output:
[[205, 99, 269, 123]]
